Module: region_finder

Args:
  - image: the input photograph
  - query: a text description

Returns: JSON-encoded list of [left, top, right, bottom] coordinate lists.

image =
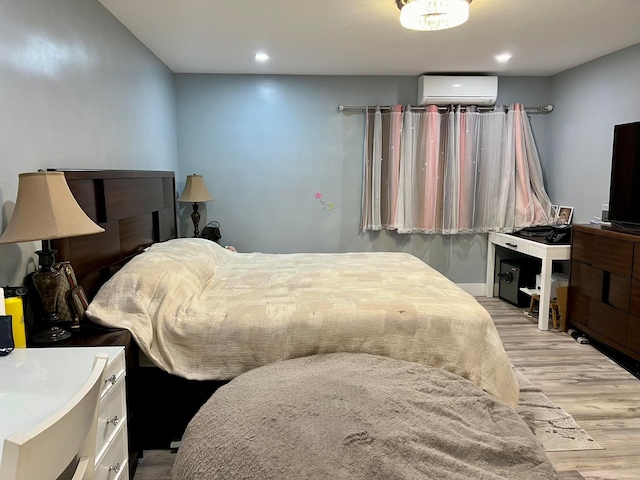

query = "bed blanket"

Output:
[[173, 353, 556, 480], [86, 239, 518, 407]]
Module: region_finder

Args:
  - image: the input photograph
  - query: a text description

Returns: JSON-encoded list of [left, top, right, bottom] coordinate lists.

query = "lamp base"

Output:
[[191, 203, 201, 237], [31, 324, 72, 343], [31, 244, 71, 343]]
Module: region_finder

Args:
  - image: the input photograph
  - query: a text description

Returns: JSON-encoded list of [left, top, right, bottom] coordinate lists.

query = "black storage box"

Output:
[[498, 259, 538, 307]]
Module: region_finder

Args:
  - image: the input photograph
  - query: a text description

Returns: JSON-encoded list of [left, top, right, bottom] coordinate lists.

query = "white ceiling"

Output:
[[98, 0, 640, 76]]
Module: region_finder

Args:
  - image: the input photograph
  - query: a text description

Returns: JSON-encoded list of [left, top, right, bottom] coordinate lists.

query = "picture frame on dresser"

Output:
[[557, 206, 573, 225]]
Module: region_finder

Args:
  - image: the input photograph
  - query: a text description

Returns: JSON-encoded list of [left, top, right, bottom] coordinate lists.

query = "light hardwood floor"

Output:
[[479, 296, 640, 480], [134, 297, 640, 480]]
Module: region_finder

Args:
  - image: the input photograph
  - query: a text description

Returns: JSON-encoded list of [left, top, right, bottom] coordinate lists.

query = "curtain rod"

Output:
[[337, 104, 554, 114]]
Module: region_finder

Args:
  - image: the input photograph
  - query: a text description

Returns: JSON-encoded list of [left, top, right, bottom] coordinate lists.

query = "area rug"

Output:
[[514, 367, 603, 452]]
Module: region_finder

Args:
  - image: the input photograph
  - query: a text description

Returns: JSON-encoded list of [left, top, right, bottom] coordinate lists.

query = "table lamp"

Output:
[[0, 171, 105, 343], [177, 174, 213, 237]]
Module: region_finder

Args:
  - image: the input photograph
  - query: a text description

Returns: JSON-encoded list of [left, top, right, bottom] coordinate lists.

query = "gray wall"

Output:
[[175, 74, 552, 284], [547, 43, 640, 223], [0, 0, 178, 285], [4, 1, 638, 288]]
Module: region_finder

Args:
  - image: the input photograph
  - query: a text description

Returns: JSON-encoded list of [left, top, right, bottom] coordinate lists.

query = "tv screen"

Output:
[[609, 121, 640, 228]]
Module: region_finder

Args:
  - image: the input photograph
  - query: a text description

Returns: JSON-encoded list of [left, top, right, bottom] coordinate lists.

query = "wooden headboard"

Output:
[[50, 169, 177, 300]]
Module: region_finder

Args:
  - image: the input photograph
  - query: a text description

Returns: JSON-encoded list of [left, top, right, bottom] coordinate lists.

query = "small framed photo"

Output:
[[557, 206, 573, 225]]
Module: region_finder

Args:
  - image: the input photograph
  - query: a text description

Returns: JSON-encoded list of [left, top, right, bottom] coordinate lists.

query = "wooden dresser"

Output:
[[568, 224, 640, 360], [0, 347, 129, 480]]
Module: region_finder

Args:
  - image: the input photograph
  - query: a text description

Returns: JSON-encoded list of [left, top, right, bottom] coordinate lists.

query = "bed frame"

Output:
[[50, 169, 225, 452]]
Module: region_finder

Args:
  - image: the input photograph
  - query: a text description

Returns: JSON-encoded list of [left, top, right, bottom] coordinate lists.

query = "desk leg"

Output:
[[486, 238, 496, 297], [537, 258, 552, 331]]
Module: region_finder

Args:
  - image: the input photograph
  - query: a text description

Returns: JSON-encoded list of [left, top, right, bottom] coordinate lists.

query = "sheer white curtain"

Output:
[[361, 104, 554, 234]]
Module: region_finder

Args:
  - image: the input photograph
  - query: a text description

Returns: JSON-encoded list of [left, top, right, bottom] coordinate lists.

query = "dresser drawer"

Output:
[[634, 244, 640, 280], [96, 378, 127, 460], [95, 419, 129, 480], [608, 273, 631, 312], [628, 315, 640, 354], [571, 230, 593, 263], [568, 289, 590, 327], [102, 348, 126, 399], [571, 260, 603, 300], [631, 279, 640, 316], [592, 235, 633, 276], [589, 300, 628, 347]]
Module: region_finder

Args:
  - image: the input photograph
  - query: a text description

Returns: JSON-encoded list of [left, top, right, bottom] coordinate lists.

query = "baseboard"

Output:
[[456, 283, 485, 296]]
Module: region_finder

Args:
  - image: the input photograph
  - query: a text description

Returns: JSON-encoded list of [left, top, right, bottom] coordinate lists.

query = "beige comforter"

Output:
[[86, 239, 518, 407]]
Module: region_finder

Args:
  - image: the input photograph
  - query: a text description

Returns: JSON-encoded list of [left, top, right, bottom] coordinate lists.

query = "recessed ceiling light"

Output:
[[495, 53, 512, 63], [255, 52, 269, 62]]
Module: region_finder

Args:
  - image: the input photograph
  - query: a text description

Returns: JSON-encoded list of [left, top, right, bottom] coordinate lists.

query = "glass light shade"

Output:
[[400, 0, 470, 31]]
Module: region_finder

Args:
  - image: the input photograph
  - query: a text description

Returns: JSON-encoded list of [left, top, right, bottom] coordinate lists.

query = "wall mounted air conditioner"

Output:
[[418, 75, 498, 106]]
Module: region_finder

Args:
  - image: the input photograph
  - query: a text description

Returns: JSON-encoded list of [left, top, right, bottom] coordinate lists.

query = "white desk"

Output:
[[485, 232, 571, 330], [0, 347, 129, 479]]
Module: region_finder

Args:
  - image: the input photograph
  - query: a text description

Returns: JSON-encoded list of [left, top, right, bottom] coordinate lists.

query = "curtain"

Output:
[[361, 104, 554, 234]]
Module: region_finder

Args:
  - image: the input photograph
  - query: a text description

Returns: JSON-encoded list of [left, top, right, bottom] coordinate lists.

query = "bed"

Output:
[[85, 236, 518, 408], [48, 169, 552, 477]]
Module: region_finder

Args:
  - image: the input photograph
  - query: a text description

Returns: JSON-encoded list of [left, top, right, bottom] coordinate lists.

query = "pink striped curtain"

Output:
[[361, 104, 555, 234]]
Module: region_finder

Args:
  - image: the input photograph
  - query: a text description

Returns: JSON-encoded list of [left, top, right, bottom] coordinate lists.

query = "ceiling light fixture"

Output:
[[255, 52, 269, 62], [396, 0, 472, 31], [495, 53, 512, 63]]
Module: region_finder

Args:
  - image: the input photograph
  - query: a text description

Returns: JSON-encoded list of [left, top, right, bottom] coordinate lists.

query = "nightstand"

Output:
[[56, 324, 136, 370]]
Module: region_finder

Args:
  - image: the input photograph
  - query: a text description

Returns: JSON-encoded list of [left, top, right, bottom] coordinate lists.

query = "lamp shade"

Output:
[[0, 171, 105, 244], [177, 174, 213, 203]]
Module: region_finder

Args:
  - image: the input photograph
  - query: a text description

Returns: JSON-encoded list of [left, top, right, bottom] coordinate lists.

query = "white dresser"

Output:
[[0, 347, 129, 480]]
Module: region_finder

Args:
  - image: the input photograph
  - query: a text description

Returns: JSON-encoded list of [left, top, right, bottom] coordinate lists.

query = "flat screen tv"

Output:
[[608, 121, 640, 230]]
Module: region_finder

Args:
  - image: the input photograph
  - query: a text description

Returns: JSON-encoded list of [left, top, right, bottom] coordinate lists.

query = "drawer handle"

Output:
[[106, 415, 119, 427], [505, 242, 518, 248], [105, 374, 117, 386], [109, 463, 121, 473]]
